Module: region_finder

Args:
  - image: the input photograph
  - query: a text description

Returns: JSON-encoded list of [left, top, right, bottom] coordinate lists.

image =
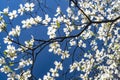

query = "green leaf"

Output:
[[9, 62, 14, 66], [0, 16, 3, 21], [3, 13, 8, 16], [56, 21, 60, 28], [4, 51, 7, 55], [80, 66, 84, 70], [93, 65, 98, 69], [81, 36, 85, 40]]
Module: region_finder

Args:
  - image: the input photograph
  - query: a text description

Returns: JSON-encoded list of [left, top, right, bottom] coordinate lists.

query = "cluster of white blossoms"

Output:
[[8, 10, 17, 20], [0, 65, 11, 74], [21, 16, 42, 28], [22, 14, 51, 28], [49, 42, 70, 59], [47, 0, 120, 80], [69, 53, 94, 79], [9, 25, 21, 37], [47, 16, 63, 38], [7, 69, 31, 80], [0, 3, 35, 20], [4, 45, 17, 60], [15, 58, 33, 70], [25, 36, 34, 48], [42, 14, 51, 25], [4, 36, 13, 44], [0, 0, 120, 80], [47, 6, 78, 39], [0, 57, 5, 66], [49, 61, 63, 77], [39, 61, 63, 80], [0, 16, 6, 32], [18, 3, 34, 15], [0, 2, 36, 80]]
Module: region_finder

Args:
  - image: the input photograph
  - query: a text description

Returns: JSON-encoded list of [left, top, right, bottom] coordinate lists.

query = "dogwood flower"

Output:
[[66, 7, 72, 17], [42, 14, 51, 25], [43, 72, 54, 80], [2, 7, 9, 15], [47, 26, 57, 39], [23, 70, 31, 78], [22, 19, 32, 28], [69, 39, 76, 46], [4, 36, 12, 44], [50, 68, 59, 77], [34, 16, 42, 24], [54, 61, 63, 70], [8, 10, 17, 19], [25, 36, 34, 48], [18, 4, 25, 15], [22, 16, 42, 28], [5, 45, 17, 60], [1, 65, 11, 74], [0, 57, 5, 66], [49, 42, 60, 53], [7, 72, 16, 80], [0, 21, 6, 32], [55, 6, 61, 16], [16, 70, 31, 80], [61, 50, 70, 59], [24, 3, 34, 11], [9, 25, 21, 36], [69, 61, 78, 72], [16, 58, 33, 70]]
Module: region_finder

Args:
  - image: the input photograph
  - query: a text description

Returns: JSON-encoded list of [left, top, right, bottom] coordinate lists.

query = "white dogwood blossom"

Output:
[[2, 7, 9, 15], [16, 70, 31, 80], [55, 6, 61, 16], [34, 16, 42, 24], [15, 58, 33, 70], [69, 39, 76, 46], [24, 3, 34, 11], [0, 57, 5, 66], [4, 36, 12, 44], [1, 65, 11, 74], [42, 14, 51, 25], [25, 36, 34, 48], [9, 25, 21, 36], [22, 18, 33, 28], [54, 61, 63, 70], [43, 72, 54, 80], [22, 16, 42, 28], [4, 45, 17, 60], [50, 68, 59, 77], [0, 20, 6, 32], [8, 10, 17, 19], [18, 4, 25, 15], [61, 50, 70, 59]]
